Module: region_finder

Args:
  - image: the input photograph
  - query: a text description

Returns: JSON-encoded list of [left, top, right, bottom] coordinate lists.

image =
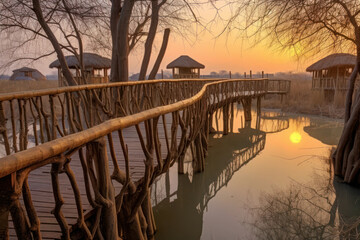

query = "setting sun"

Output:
[[290, 132, 302, 144]]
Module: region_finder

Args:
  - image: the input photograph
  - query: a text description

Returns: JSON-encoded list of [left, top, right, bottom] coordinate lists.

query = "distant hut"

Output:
[[306, 53, 356, 99], [167, 55, 205, 79], [10, 67, 46, 81], [50, 52, 111, 86]]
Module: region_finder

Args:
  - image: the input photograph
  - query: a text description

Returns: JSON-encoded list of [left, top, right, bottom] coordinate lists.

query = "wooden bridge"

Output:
[[0, 78, 290, 239]]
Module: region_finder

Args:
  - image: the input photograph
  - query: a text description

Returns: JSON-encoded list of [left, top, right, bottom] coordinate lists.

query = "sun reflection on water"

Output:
[[290, 131, 302, 144]]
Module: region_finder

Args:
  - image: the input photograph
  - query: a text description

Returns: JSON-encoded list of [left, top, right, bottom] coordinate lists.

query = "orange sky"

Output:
[[128, 18, 313, 76]]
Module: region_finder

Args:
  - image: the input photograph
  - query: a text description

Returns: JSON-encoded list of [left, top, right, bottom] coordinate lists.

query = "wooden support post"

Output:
[[229, 71, 232, 79], [242, 97, 252, 122], [257, 96, 261, 114], [250, 70, 252, 79], [230, 102, 234, 133], [256, 96, 261, 130], [193, 135, 204, 173], [223, 104, 229, 135], [161, 69, 164, 79], [262, 71, 264, 78], [244, 72, 246, 78]]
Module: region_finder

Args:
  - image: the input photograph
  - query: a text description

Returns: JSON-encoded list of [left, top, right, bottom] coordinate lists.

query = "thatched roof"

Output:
[[166, 55, 205, 69], [10, 67, 46, 81], [49, 53, 111, 69], [306, 53, 356, 72]]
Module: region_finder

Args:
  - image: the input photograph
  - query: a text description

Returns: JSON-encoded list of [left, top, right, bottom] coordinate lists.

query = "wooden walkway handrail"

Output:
[[0, 78, 266, 177], [0, 78, 227, 101]]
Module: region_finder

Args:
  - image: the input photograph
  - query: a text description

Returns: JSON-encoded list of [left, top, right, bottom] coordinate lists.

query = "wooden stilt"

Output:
[[242, 97, 252, 122], [223, 104, 229, 135]]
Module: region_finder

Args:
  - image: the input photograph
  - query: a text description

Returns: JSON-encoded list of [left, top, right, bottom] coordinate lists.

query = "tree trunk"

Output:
[[334, 48, 360, 184], [148, 28, 170, 80], [138, 1, 161, 80], [110, 0, 121, 82], [115, 0, 135, 82]]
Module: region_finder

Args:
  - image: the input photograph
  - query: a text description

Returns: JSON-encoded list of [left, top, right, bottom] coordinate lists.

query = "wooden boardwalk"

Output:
[[9, 116, 179, 239], [0, 79, 290, 239]]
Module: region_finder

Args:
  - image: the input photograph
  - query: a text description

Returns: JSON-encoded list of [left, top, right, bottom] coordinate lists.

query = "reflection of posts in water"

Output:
[[258, 112, 290, 134], [153, 129, 266, 239]]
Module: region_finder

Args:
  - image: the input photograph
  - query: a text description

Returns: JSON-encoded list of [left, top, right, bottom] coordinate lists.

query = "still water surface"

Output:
[[151, 105, 360, 239]]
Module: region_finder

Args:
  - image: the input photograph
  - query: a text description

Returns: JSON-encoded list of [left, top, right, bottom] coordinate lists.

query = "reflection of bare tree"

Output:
[[250, 154, 360, 240]]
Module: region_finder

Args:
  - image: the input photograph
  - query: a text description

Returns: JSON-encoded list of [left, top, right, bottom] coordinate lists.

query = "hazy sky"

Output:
[[1, 2, 320, 77]]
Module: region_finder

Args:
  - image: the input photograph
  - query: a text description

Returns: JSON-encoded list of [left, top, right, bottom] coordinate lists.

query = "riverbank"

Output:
[[263, 79, 346, 119]]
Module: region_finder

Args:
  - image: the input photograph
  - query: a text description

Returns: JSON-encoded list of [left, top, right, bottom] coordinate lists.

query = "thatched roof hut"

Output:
[[166, 55, 205, 79], [49, 53, 111, 86], [167, 55, 205, 69], [49, 52, 111, 69], [10, 67, 46, 81], [306, 53, 356, 72], [307, 53, 357, 95]]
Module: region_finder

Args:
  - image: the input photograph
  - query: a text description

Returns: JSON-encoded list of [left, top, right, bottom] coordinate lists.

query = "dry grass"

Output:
[[263, 79, 345, 118], [0, 80, 59, 94]]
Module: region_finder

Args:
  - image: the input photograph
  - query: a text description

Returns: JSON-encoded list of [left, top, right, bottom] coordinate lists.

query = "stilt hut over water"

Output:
[[10, 67, 46, 81], [49, 53, 111, 86], [167, 55, 205, 79], [306, 53, 356, 99]]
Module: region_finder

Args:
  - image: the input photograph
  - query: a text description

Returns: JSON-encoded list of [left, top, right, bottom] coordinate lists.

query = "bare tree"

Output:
[[0, 0, 108, 85], [225, 0, 360, 185]]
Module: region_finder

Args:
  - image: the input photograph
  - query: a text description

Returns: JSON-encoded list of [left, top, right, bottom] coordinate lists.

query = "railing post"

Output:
[[90, 137, 118, 239]]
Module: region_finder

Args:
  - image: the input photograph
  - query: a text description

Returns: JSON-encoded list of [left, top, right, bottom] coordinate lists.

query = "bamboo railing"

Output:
[[0, 78, 281, 239]]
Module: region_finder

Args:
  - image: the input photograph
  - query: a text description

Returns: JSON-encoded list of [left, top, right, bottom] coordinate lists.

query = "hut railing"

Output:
[[0, 78, 268, 239], [311, 77, 360, 90], [173, 74, 200, 79]]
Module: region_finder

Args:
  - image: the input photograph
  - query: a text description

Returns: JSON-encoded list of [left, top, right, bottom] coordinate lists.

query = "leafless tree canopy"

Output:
[[224, 0, 359, 57]]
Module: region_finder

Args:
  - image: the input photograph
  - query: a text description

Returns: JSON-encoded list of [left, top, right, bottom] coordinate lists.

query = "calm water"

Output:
[[151, 105, 360, 239]]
